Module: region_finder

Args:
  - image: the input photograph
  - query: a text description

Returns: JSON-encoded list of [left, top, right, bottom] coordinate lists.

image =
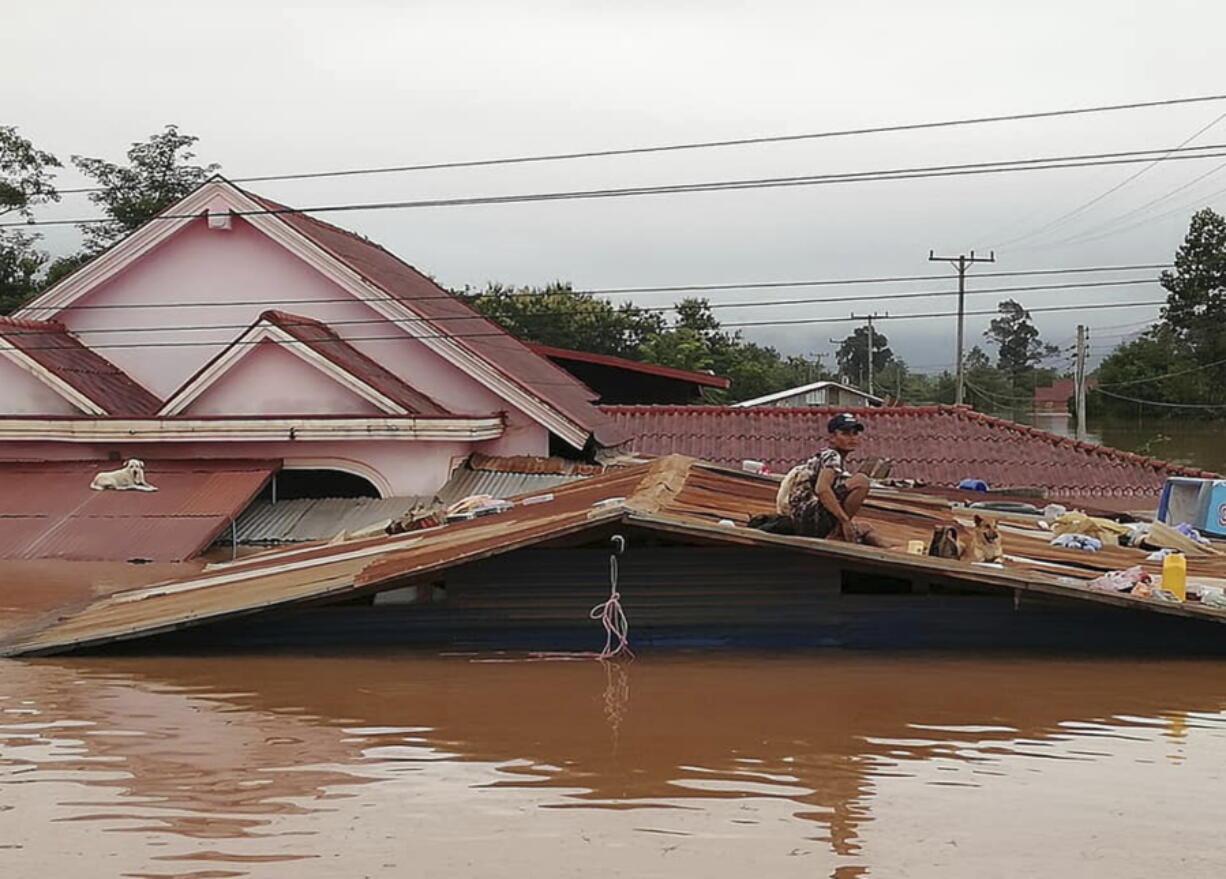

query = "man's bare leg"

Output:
[[842, 473, 871, 518]]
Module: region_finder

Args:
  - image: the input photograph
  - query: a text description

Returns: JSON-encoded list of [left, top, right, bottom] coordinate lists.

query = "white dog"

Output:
[[90, 458, 159, 492]]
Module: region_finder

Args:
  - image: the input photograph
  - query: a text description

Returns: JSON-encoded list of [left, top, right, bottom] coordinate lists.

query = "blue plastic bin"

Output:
[[1156, 477, 1226, 538]]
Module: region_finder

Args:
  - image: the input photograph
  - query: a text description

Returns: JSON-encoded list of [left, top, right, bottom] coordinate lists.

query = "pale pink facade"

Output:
[[0, 179, 620, 497]]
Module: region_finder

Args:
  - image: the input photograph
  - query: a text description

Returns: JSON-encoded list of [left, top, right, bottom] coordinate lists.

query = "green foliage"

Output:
[[1159, 207, 1226, 391], [461, 289, 824, 402], [834, 325, 894, 388], [72, 125, 219, 254], [0, 230, 48, 315], [0, 127, 60, 314], [460, 282, 665, 357], [984, 299, 1059, 375], [1092, 324, 1206, 415]]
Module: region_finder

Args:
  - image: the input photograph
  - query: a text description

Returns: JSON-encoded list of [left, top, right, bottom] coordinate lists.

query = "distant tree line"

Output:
[[1092, 208, 1226, 418]]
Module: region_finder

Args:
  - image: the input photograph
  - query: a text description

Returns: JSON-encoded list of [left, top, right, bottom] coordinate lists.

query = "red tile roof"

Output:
[[527, 343, 731, 389], [600, 404, 1218, 504], [0, 317, 162, 416], [244, 191, 627, 447], [260, 311, 448, 415], [0, 459, 277, 561]]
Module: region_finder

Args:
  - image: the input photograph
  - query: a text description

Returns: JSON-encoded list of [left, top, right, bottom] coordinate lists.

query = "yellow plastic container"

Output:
[[907, 539, 926, 555], [1163, 553, 1187, 602]]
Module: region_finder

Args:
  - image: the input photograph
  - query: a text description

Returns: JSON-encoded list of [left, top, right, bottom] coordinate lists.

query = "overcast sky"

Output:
[[6, 0, 1225, 371]]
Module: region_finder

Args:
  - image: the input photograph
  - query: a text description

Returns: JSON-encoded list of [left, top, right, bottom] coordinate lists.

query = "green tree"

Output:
[[71, 124, 219, 255], [638, 327, 714, 373], [462, 282, 665, 357], [0, 126, 60, 314], [1160, 207, 1226, 394], [1092, 324, 1203, 416], [834, 325, 894, 389], [985, 299, 1058, 374]]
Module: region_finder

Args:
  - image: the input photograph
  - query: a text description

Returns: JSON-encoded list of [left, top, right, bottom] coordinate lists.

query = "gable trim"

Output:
[[161, 323, 413, 416], [0, 340, 107, 415], [15, 180, 592, 448]]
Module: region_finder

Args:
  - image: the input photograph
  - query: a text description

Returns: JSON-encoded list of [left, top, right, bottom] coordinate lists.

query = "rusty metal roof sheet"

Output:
[[0, 317, 162, 415], [8, 455, 1226, 657], [0, 459, 278, 562]]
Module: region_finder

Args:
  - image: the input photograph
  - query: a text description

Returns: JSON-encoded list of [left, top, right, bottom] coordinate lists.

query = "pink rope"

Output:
[[590, 535, 633, 659]]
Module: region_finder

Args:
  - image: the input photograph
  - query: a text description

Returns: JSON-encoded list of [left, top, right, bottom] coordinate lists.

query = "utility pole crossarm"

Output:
[[850, 311, 887, 396], [928, 250, 996, 407]]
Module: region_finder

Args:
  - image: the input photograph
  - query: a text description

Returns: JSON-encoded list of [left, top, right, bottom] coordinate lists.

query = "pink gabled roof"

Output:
[[243, 192, 627, 448], [601, 404, 1218, 504], [0, 317, 161, 416], [527, 343, 732, 389], [260, 310, 448, 415]]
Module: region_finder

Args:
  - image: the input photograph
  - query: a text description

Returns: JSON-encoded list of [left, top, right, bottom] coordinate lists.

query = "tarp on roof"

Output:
[[0, 459, 278, 562]]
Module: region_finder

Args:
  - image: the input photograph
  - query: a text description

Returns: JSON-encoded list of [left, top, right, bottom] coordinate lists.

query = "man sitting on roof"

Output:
[[784, 413, 887, 546]]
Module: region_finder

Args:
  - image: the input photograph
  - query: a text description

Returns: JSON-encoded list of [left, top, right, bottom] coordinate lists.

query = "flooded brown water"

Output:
[[4, 652, 1226, 878]]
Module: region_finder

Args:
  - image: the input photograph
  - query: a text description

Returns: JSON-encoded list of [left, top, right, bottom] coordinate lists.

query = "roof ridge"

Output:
[[0, 316, 69, 333]]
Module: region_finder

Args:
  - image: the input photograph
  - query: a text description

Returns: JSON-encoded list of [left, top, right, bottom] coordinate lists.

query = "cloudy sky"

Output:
[[6, 0, 1225, 371]]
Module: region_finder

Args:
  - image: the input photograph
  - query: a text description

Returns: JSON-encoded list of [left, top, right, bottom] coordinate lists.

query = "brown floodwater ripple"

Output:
[[3, 652, 1226, 878]]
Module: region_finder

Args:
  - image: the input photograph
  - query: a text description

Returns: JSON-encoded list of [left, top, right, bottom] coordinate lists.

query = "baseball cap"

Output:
[[827, 413, 865, 434]]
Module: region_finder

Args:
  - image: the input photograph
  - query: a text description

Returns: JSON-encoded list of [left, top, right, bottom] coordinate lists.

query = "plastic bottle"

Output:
[[1162, 552, 1187, 602]]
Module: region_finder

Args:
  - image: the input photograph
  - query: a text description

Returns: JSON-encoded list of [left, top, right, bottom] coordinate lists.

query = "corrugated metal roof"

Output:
[[434, 469, 585, 506], [0, 459, 277, 562], [228, 496, 435, 545], [10, 455, 1226, 657], [0, 317, 162, 415], [601, 405, 1219, 503]]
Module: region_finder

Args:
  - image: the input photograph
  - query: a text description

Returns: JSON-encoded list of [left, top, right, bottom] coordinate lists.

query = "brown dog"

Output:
[[927, 515, 1002, 563]]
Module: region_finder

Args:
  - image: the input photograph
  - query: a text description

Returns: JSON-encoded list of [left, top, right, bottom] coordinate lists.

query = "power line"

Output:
[[5, 298, 1169, 353], [17, 263, 1169, 316], [1093, 386, 1226, 409], [994, 108, 1226, 249], [13, 144, 1226, 229], [1096, 356, 1226, 387], [12, 276, 1161, 323], [50, 93, 1226, 196]]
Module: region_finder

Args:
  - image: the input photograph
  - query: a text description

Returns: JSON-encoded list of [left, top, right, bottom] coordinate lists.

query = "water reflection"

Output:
[[3, 653, 1226, 877]]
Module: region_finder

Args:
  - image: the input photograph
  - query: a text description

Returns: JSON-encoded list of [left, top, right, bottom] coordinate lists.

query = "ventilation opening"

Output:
[[261, 469, 380, 501]]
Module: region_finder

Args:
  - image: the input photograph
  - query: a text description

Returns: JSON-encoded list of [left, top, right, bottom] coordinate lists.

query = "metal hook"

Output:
[[610, 534, 626, 555]]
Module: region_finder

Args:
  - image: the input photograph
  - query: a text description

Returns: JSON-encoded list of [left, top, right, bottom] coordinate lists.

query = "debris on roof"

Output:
[[6, 455, 1226, 657]]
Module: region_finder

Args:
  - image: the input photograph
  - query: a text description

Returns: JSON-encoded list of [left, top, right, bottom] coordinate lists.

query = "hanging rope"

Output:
[[590, 534, 633, 659]]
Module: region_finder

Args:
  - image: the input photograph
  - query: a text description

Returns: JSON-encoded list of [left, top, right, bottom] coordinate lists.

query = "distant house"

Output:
[[527, 343, 730, 404], [0, 176, 630, 561], [732, 380, 882, 409], [1033, 378, 1094, 415]]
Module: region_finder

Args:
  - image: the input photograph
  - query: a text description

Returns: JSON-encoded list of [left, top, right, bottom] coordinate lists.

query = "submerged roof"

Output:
[[243, 191, 628, 447], [0, 317, 162, 416], [7, 454, 1226, 657], [0, 459, 277, 562], [601, 405, 1217, 503]]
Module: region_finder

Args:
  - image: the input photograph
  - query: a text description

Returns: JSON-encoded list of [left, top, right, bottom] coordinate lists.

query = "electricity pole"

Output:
[[851, 312, 886, 396], [928, 250, 996, 406], [1074, 324, 1088, 439]]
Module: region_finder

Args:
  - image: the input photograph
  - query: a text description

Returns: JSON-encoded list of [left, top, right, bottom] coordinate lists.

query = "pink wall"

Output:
[[59, 217, 533, 432], [0, 357, 81, 415], [183, 340, 384, 416]]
